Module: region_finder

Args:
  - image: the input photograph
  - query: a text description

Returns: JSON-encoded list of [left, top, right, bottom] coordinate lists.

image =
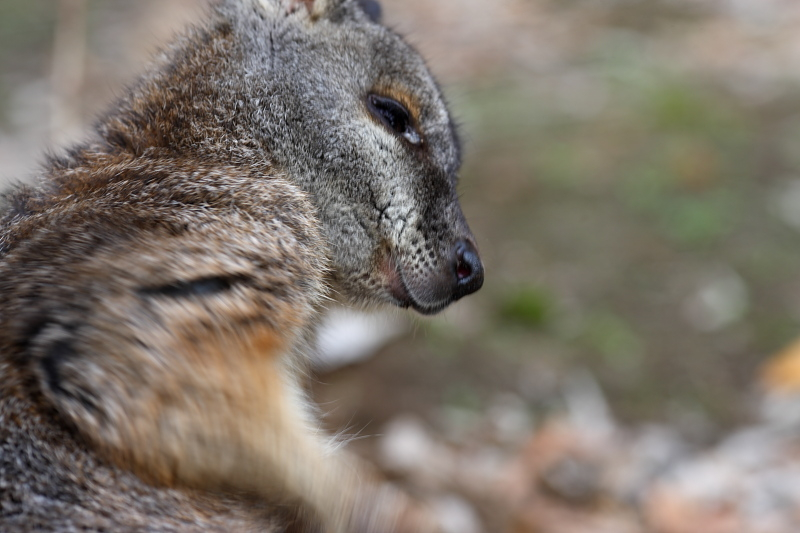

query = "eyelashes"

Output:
[[366, 94, 421, 145]]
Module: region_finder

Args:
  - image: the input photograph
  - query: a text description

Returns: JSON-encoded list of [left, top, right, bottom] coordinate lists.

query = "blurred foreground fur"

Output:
[[0, 0, 483, 531]]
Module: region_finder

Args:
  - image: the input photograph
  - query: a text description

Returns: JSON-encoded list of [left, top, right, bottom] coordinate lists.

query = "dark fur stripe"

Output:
[[138, 275, 245, 299]]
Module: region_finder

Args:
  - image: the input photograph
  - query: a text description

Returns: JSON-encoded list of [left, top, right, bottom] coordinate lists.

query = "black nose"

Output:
[[452, 240, 484, 300]]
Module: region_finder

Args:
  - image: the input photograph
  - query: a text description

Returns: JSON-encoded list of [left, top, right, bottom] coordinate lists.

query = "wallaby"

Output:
[[0, 0, 483, 531]]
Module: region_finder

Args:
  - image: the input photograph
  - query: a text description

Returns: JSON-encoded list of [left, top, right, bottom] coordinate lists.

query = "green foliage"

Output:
[[644, 82, 734, 134], [442, 382, 484, 412], [497, 285, 554, 328], [0, 0, 56, 72], [578, 311, 644, 372]]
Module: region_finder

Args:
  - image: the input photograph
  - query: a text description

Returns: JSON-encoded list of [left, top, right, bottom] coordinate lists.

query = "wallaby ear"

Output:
[[255, 0, 346, 21], [356, 0, 381, 23]]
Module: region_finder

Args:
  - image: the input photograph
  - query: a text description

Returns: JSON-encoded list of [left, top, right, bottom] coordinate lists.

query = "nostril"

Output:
[[456, 257, 472, 281], [453, 240, 484, 299]]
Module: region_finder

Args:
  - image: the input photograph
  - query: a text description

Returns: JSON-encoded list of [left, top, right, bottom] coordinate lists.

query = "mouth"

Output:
[[382, 254, 450, 315]]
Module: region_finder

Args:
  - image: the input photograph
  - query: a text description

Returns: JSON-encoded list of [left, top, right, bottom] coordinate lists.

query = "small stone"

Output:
[[432, 494, 483, 533]]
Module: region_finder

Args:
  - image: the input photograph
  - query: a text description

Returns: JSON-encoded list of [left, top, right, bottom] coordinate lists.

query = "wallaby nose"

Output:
[[453, 240, 484, 300]]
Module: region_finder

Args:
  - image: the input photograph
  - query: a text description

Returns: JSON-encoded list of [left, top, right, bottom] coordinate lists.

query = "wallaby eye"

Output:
[[367, 94, 421, 145]]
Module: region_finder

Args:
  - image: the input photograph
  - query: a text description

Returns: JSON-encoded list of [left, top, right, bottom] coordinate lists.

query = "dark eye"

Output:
[[367, 94, 421, 145]]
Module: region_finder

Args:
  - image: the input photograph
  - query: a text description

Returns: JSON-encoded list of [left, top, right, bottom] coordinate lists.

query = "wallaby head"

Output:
[[106, 0, 484, 315]]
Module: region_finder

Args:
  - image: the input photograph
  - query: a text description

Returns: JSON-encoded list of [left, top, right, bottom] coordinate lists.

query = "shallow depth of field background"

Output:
[[3, 0, 800, 529]]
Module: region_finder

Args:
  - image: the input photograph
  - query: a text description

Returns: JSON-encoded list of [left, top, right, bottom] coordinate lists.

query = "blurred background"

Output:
[[4, 0, 800, 531]]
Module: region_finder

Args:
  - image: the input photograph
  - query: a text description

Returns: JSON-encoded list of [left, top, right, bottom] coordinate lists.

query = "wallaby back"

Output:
[[0, 1, 483, 531]]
